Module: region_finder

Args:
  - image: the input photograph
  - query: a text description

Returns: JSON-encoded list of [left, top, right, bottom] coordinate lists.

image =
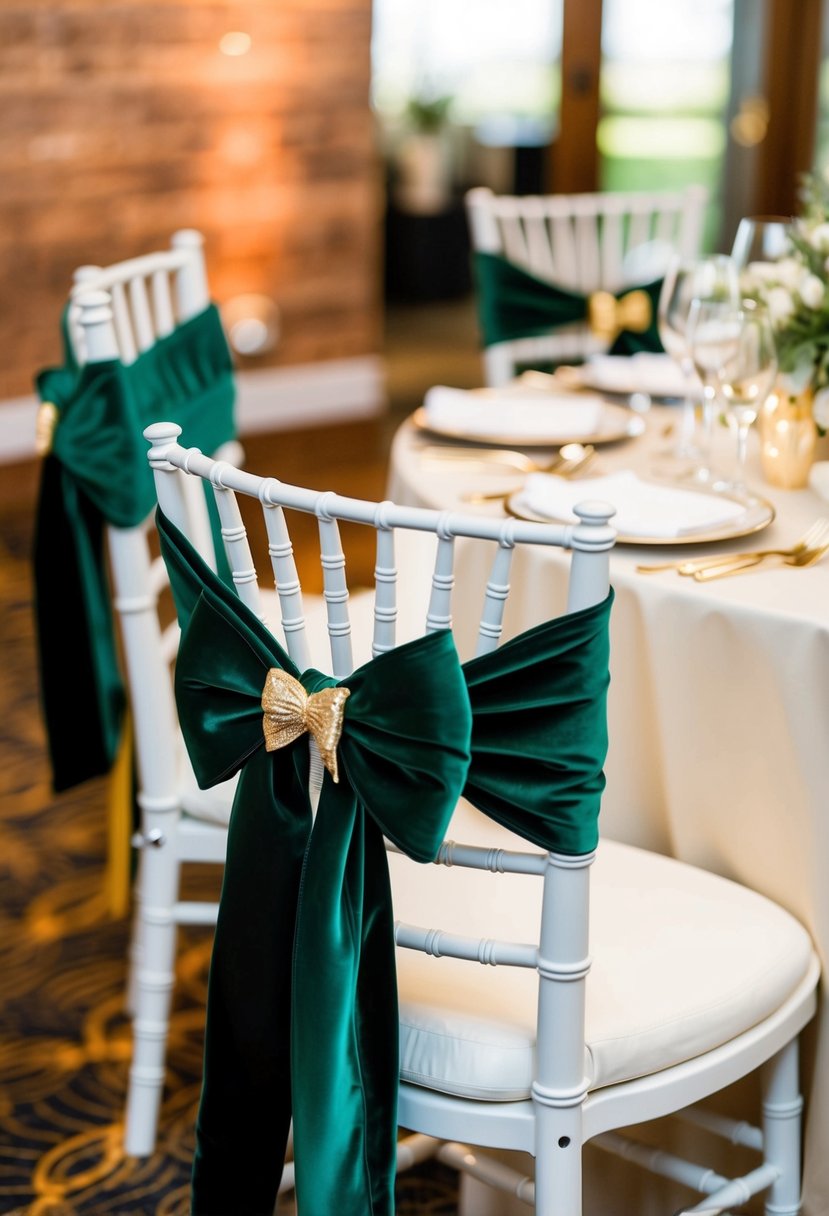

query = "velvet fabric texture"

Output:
[[156, 510, 472, 1216], [155, 509, 613, 1214], [32, 305, 235, 792], [472, 250, 664, 358], [463, 598, 612, 855]]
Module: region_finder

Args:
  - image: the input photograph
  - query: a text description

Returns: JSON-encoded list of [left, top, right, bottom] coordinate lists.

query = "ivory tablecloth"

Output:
[[388, 408, 829, 1216]]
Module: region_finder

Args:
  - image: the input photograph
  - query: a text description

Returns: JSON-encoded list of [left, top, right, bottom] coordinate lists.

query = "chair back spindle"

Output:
[[371, 505, 398, 656]]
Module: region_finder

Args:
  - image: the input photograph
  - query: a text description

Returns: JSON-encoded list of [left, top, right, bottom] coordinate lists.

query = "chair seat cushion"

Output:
[[391, 801, 815, 1100]]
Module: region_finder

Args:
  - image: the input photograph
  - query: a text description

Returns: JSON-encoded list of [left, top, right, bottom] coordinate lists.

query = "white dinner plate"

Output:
[[411, 402, 645, 449], [506, 479, 776, 546]]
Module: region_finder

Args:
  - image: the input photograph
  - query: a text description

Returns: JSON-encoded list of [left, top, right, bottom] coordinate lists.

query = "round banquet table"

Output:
[[388, 404, 829, 1216]]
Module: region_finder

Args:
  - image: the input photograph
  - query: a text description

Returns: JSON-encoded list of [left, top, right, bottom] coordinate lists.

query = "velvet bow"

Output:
[[32, 304, 236, 792], [472, 249, 664, 358], [157, 509, 613, 1214], [155, 510, 472, 1216]]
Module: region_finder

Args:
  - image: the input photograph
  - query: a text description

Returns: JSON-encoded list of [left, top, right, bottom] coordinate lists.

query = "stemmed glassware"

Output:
[[657, 253, 740, 475], [731, 216, 793, 270], [711, 300, 778, 491], [686, 297, 742, 479]]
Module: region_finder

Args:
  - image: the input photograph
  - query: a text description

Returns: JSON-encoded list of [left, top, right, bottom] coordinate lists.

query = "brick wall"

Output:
[[0, 0, 382, 399]]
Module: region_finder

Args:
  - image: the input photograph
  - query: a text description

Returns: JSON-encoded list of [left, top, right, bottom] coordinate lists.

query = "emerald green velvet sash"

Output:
[[472, 250, 664, 358], [462, 595, 611, 856], [156, 510, 612, 1214], [156, 510, 473, 1216], [32, 305, 235, 792]]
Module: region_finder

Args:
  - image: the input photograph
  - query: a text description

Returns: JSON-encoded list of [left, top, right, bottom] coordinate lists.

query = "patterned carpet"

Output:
[[0, 469, 459, 1215]]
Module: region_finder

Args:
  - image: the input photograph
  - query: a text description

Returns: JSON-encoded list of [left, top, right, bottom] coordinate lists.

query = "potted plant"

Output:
[[392, 93, 455, 216]]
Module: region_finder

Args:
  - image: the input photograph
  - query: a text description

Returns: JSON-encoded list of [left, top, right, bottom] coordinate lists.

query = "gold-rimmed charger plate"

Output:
[[411, 402, 645, 449], [505, 481, 776, 546]]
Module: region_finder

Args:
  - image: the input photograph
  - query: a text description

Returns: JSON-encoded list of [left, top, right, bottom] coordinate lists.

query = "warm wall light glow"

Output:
[[219, 31, 252, 57], [221, 294, 280, 357]]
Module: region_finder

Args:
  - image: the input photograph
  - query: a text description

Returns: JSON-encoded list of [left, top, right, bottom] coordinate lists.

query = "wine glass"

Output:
[[686, 297, 742, 479], [657, 253, 740, 473], [731, 216, 793, 270], [712, 301, 778, 491]]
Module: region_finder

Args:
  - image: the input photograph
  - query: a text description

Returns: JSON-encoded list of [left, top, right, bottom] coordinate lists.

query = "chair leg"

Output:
[[123, 818, 180, 1157], [124, 849, 146, 1017], [762, 1038, 804, 1216], [534, 1105, 582, 1216]]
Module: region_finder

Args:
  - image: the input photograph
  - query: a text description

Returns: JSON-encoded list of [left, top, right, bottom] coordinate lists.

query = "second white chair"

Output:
[[465, 183, 708, 385], [69, 241, 238, 1158]]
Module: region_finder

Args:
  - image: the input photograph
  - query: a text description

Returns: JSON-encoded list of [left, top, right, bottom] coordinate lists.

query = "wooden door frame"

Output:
[[548, 0, 823, 215], [549, 0, 602, 193], [755, 0, 822, 215]]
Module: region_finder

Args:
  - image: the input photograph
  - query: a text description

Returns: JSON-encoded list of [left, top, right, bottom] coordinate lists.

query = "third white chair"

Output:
[[466, 183, 708, 385]]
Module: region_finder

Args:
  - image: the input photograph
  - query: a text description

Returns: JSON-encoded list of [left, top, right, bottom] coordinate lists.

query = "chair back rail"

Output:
[[467, 185, 708, 292], [145, 423, 615, 678], [68, 229, 209, 366]]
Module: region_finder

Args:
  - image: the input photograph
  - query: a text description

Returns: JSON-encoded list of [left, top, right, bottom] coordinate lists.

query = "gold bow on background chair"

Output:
[[587, 288, 652, 343], [470, 250, 664, 359]]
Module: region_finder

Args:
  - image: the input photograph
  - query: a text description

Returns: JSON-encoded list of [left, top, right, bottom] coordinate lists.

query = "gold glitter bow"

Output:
[[35, 402, 59, 456], [261, 668, 351, 783], [587, 289, 652, 343]]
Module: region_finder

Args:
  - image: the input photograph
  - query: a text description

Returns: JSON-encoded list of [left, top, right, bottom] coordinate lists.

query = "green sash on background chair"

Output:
[[472, 249, 664, 359], [32, 304, 236, 796], [156, 510, 612, 1215]]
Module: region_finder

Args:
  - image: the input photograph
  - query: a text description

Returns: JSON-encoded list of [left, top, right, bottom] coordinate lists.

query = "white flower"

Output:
[[745, 259, 782, 285], [766, 286, 796, 324], [799, 273, 825, 309], [775, 257, 805, 290], [808, 222, 829, 252]]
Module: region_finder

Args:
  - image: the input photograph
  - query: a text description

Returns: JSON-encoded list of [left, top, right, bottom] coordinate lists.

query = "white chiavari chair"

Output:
[[69, 260, 239, 1157], [466, 184, 709, 385], [143, 420, 817, 1216]]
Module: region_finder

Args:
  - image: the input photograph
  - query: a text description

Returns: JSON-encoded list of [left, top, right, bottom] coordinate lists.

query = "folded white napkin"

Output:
[[423, 385, 604, 441], [585, 353, 689, 398], [521, 470, 746, 538]]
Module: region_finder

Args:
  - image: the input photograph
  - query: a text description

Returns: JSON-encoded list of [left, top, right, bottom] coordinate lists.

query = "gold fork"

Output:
[[692, 535, 829, 580], [636, 518, 829, 576], [463, 445, 596, 504]]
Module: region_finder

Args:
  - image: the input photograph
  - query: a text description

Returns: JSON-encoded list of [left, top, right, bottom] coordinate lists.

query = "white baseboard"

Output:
[[0, 355, 387, 465]]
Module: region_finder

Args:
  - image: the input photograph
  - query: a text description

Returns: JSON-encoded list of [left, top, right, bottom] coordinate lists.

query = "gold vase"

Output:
[[759, 384, 818, 489]]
